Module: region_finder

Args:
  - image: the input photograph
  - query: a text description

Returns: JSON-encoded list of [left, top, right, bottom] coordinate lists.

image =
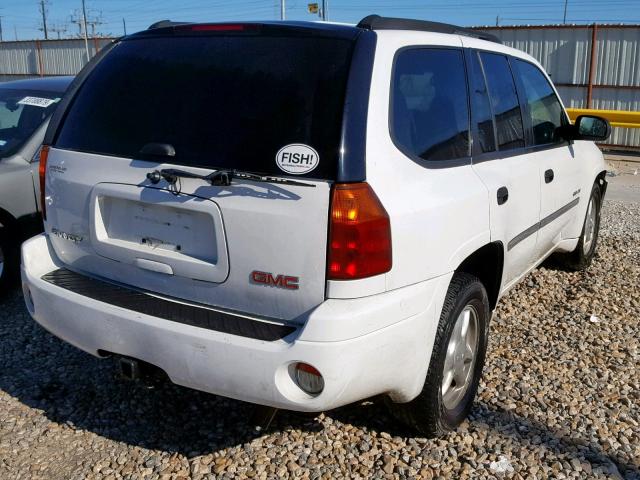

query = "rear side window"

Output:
[[469, 52, 496, 154], [513, 59, 567, 146], [391, 48, 470, 162], [54, 35, 354, 179], [479, 52, 525, 151]]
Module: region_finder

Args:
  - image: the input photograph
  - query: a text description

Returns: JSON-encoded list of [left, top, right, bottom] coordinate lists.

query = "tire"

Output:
[[556, 182, 602, 271], [0, 226, 20, 296], [387, 272, 490, 437]]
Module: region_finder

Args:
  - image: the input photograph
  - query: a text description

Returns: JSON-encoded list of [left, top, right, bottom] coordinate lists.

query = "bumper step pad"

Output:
[[41, 268, 296, 341]]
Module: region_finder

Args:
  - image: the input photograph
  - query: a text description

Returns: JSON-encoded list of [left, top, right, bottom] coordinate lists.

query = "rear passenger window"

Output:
[[391, 48, 469, 162], [479, 52, 525, 151], [513, 59, 566, 145], [469, 52, 496, 154]]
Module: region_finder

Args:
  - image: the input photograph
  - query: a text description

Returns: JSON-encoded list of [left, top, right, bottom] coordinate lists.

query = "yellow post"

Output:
[[566, 108, 640, 129]]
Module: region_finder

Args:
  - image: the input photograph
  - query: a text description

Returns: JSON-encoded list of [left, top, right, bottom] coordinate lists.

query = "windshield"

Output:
[[54, 34, 355, 179], [0, 88, 61, 159]]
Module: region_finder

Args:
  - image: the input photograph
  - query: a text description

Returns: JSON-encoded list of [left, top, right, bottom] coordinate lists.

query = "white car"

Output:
[[21, 16, 610, 436], [0, 76, 73, 293]]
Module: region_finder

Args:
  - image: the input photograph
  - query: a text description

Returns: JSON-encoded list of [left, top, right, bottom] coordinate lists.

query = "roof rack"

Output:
[[357, 15, 502, 44], [148, 20, 192, 30]]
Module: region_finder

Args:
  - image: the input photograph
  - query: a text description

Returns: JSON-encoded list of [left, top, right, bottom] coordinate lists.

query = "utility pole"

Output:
[[0, 16, 3, 42], [39, 0, 49, 39], [14, 25, 18, 41], [495, 15, 500, 26], [81, 0, 90, 62], [280, 0, 285, 20], [563, 0, 568, 24], [322, 0, 329, 21], [122, 17, 127, 35]]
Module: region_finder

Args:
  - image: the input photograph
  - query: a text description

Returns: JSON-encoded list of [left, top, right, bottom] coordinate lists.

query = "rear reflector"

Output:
[[294, 363, 324, 395], [38, 145, 49, 221], [328, 182, 392, 280]]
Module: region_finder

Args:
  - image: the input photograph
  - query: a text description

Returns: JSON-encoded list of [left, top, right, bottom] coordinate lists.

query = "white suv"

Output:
[[21, 16, 610, 436]]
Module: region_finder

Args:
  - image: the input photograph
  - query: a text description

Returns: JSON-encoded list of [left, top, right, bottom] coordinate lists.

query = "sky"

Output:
[[1, 0, 639, 41]]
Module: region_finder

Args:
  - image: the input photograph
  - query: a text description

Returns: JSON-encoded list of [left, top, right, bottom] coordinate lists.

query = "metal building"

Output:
[[478, 24, 640, 149], [0, 25, 638, 148], [0, 38, 113, 83]]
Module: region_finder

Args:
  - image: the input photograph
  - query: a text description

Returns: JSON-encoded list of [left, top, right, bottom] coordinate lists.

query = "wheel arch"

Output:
[[454, 241, 504, 310], [596, 169, 608, 198]]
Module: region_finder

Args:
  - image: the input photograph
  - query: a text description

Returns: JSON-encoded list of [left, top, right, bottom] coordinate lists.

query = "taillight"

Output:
[[38, 145, 49, 220], [328, 182, 392, 280]]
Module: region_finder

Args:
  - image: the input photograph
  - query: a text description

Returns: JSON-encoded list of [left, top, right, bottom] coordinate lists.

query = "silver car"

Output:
[[0, 76, 73, 293]]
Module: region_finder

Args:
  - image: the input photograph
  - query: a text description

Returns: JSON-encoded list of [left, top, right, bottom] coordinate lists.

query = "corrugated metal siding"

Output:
[[480, 25, 640, 148], [0, 38, 114, 77], [596, 28, 640, 87], [495, 28, 592, 85], [2, 30, 638, 147], [0, 41, 40, 75]]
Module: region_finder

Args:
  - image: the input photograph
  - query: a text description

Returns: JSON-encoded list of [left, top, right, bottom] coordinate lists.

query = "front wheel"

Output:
[[387, 272, 490, 437], [557, 182, 602, 271]]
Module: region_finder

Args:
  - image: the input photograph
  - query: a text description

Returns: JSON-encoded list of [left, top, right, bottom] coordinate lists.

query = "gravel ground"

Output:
[[1, 200, 638, 480]]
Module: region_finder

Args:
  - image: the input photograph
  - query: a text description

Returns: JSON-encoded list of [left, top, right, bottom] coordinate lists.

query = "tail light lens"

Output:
[[38, 145, 50, 221], [328, 182, 392, 280]]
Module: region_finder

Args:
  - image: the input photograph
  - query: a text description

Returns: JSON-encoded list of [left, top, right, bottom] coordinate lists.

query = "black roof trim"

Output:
[[132, 20, 360, 40], [148, 20, 191, 30], [357, 15, 502, 44]]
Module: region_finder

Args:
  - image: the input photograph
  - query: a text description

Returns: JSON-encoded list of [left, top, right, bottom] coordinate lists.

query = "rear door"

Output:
[[466, 49, 541, 286], [43, 26, 357, 322], [511, 58, 580, 257]]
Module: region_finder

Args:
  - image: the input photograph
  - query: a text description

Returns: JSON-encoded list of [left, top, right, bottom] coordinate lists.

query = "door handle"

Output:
[[497, 186, 509, 205], [545, 169, 554, 183]]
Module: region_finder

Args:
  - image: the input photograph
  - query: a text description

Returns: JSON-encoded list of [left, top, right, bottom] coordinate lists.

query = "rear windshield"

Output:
[[0, 89, 61, 158], [54, 34, 354, 179]]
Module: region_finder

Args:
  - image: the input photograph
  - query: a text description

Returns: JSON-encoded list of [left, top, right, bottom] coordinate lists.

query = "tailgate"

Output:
[[45, 149, 331, 322]]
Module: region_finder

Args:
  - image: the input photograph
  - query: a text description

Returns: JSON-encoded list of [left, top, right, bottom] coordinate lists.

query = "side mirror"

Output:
[[574, 115, 611, 141]]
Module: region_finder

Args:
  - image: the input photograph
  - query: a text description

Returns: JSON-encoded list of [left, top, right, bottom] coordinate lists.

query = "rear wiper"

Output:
[[146, 168, 316, 188]]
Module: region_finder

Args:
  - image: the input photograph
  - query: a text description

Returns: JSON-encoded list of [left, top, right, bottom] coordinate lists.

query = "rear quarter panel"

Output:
[[359, 31, 491, 293]]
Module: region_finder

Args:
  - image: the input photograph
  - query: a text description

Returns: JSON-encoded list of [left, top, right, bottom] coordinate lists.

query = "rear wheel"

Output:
[[557, 182, 602, 271], [0, 227, 20, 296], [388, 273, 490, 437]]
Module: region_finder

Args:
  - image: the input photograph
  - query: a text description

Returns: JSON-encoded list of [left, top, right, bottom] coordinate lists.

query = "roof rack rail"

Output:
[[357, 15, 502, 44], [148, 20, 192, 30]]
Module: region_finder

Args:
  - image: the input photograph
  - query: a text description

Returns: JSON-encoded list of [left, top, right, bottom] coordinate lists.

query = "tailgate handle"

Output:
[[134, 258, 174, 275]]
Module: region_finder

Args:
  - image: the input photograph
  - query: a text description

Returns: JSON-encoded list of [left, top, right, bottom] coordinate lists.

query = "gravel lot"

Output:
[[1, 199, 638, 480]]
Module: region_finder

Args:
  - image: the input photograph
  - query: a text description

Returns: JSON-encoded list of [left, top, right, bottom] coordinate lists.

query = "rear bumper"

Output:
[[21, 234, 449, 411]]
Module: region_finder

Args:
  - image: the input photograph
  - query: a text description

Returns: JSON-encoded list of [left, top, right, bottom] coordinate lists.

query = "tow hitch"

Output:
[[118, 357, 141, 381]]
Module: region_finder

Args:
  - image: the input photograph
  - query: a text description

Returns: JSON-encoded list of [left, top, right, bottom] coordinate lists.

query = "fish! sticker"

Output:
[[17, 96, 60, 108], [275, 144, 319, 175]]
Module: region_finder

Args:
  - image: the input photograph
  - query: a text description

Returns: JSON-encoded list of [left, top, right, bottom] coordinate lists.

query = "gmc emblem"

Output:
[[251, 271, 299, 290]]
